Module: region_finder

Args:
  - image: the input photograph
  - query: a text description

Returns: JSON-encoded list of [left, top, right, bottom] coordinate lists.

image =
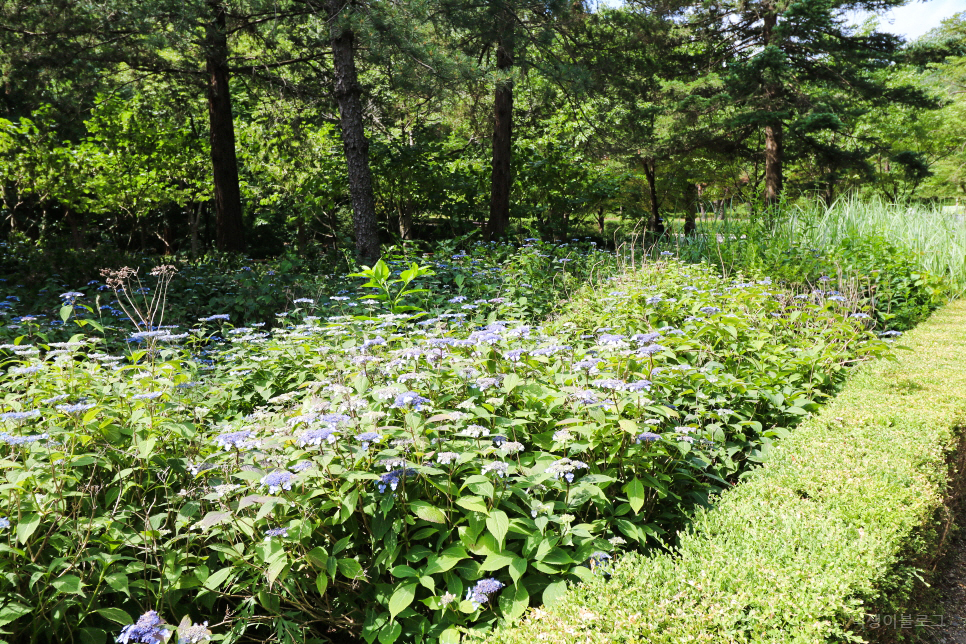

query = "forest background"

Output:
[[1, 0, 965, 264]]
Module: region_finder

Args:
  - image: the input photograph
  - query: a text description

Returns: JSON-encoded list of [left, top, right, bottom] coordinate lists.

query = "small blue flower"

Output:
[[635, 432, 661, 443], [0, 517, 10, 529], [464, 578, 504, 608], [297, 427, 339, 447], [378, 467, 417, 493], [200, 314, 230, 322], [214, 429, 254, 450], [355, 431, 382, 451], [131, 392, 163, 401], [265, 527, 289, 538], [261, 471, 294, 494], [116, 610, 170, 644], [0, 410, 40, 421], [56, 403, 96, 414], [392, 392, 431, 411]]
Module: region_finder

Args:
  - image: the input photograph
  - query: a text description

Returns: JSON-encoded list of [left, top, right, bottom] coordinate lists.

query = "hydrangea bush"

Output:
[[0, 253, 892, 644]]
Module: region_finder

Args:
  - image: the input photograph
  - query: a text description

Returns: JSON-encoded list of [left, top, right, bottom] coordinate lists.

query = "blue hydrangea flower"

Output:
[[392, 392, 431, 411], [0, 410, 40, 421], [11, 366, 41, 375], [260, 471, 294, 494], [116, 610, 171, 644], [636, 344, 666, 358], [176, 621, 212, 644], [545, 458, 589, 483], [0, 517, 10, 529], [131, 392, 163, 401], [635, 432, 661, 443], [0, 432, 49, 446], [264, 527, 289, 538], [297, 427, 339, 447], [378, 467, 417, 493], [626, 380, 652, 392], [214, 429, 254, 451], [464, 578, 504, 608], [699, 306, 721, 316], [56, 403, 96, 414], [482, 461, 509, 477], [356, 431, 382, 450], [200, 314, 230, 322], [436, 451, 460, 465]]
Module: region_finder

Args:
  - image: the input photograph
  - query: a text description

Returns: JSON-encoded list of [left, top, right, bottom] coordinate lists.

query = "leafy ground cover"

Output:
[[486, 297, 966, 644], [0, 244, 896, 644], [0, 239, 615, 347]]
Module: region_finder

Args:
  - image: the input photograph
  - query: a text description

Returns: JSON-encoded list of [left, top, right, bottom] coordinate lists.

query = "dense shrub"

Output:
[[674, 229, 949, 330], [0, 254, 889, 644], [485, 298, 966, 644], [0, 239, 616, 346]]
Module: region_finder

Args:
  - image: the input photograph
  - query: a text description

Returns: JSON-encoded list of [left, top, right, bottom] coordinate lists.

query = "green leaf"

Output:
[[266, 556, 288, 588], [377, 620, 402, 644], [480, 553, 514, 572], [624, 477, 647, 514], [337, 558, 365, 580], [52, 574, 84, 595], [456, 496, 489, 514], [202, 567, 233, 591], [410, 501, 447, 524], [499, 583, 530, 622], [388, 582, 417, 619], [16, 514, 41, 545], [0, 602, 31, 627], [542, 580, 568, 606], [59, 305, 72, 323], [316, 572, 328, 596], [486, 510, 509, 547], [306, 547, 329, 570], [95, 607, 131, 625], [439, 627, 461, 644], [509, 556, 528, 584]]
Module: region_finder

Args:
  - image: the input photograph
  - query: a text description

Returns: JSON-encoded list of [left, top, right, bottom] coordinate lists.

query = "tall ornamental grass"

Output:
[[774, 197, 966, 294]]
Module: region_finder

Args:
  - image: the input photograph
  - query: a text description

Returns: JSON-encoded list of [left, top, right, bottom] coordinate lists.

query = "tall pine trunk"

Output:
[[327, 0, 380, 262], [485, 16, 514, 241], [205, 0, 245, 252], [764, 122, 783, 206], [761, 3, 783, 207], [643, 158, 663, 234]]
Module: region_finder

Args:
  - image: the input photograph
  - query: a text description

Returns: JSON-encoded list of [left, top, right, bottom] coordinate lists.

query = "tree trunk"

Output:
[[761, 4, 783, 208], [65, 209, 85, 249], [327, 0, 380, 262], [485, 16, 514, 241], [643, 158, 662, 234], [764, 122, 783, 206], [206, 0, 245, 253], [597, 207, 605, 235], [189, 202, 202, 261], [684, 183, 697, 236]]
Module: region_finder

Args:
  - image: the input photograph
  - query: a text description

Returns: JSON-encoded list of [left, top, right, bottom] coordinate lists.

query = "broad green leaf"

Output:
[[16, 514, 41, 545], [202, 567, 233, 591], [624, 477, 647, 514], [95, 607, 131, 625], [410, 501, 447, 524], [388, 582, 417, 619], [0, 602, 31, 627], [485, 510, 510, 547], [337, 558, 365, 580], [542, 580, 567, 606], [439, 628, 461, 644], [456, 496, 489, 514], [52, 574, 84, 595], [499, 584, 529, 622]]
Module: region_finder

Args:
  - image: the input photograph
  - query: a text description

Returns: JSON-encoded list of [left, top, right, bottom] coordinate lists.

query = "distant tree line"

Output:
[[1, 0, 964, 259]]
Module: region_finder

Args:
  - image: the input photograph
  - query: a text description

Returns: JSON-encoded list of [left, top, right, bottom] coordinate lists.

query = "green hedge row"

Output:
[[485, 299, 966, 643]]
